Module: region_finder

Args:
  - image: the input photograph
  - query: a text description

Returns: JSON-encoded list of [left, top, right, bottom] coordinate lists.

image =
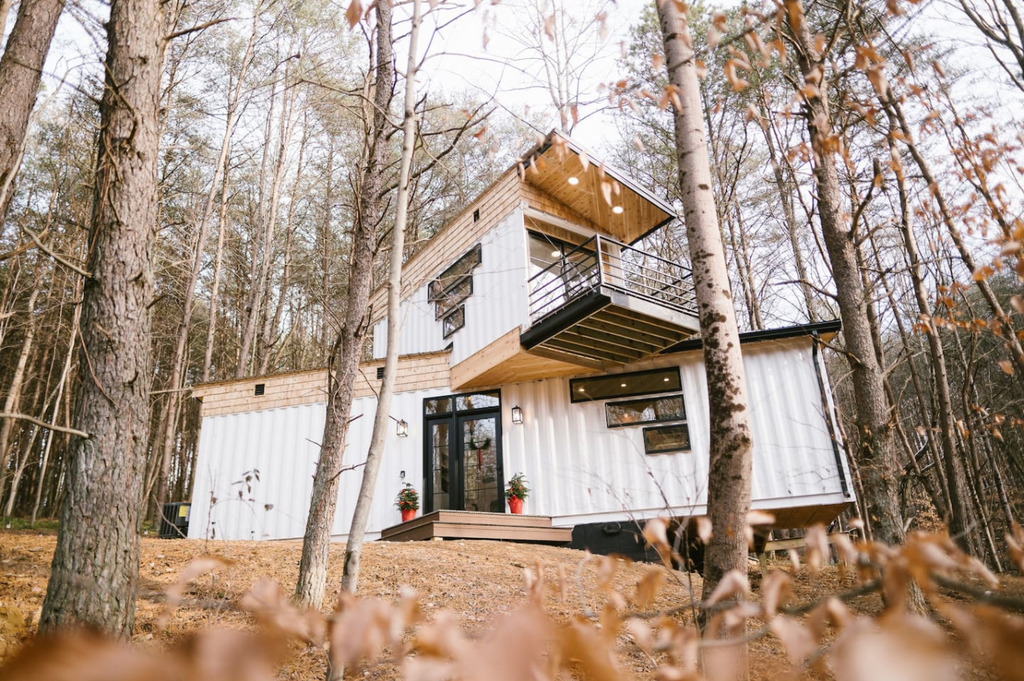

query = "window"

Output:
[[428, 243, 482, 301], [442, 306, 465, 338], [606, 395, 685, 428], [570, 367, 681, 403], [424, 391, 499, 416], [643, 424, 691, 455], [434, 276, 472, 320]]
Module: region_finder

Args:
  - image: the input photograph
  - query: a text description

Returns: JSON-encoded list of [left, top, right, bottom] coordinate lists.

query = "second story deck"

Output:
[[368, 132, 701, 390]]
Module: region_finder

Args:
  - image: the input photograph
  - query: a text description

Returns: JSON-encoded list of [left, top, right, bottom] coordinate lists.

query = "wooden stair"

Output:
[[380, 510, 572, 544]]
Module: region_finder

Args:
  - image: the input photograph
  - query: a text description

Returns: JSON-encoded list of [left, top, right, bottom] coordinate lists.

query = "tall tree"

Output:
[[294, 0, 396, 611], [340, 0, 421, 597], [0, 0, 65, 224], [40, 0, 165, 636], [655, 0, 754, 603]]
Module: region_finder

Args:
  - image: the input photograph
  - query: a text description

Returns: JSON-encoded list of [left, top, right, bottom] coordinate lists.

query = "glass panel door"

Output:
[[428, 420, 453, 511], [458, 414, 502, 513]]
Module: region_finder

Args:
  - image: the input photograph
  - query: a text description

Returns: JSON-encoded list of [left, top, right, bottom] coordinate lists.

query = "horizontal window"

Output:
[[570, 367, 681, 403], [442, 305, 465, 338], [643, 424, 691, 455], [425, 391, 499, 416], [434, 276, 472, 319], [606, 395, 685, 428], [428, 243, 482, 301]]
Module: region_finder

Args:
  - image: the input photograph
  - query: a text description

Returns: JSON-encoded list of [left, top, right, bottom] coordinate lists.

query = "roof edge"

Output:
[[660, 320, 843, 355]]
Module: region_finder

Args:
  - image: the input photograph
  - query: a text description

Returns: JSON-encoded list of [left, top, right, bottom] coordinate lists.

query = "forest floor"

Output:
[[1, 528, 1022, 679]]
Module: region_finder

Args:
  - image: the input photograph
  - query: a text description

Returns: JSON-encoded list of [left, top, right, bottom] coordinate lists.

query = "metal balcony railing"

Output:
[[527, 235, 698, 325]]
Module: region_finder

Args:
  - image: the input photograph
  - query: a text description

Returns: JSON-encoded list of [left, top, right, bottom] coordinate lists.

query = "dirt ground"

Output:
[[0, 529, 1020, 679]]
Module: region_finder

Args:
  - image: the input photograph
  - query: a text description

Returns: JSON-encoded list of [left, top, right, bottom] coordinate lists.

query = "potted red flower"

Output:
[[505, 473, 529, 514], [396, 483, 419, 522]]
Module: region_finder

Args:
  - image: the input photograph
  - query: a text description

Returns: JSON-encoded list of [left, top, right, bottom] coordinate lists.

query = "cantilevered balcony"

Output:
[[520, 235, 700, 367]]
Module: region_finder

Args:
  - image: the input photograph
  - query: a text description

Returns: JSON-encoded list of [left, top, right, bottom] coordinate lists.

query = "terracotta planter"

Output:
[[508, 496, 524, 514], [401, 508, 416, 522]]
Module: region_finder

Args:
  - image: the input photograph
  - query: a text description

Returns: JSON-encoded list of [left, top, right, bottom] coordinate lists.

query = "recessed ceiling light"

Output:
[[612, 206, 624, 214], [551, 249, 561, 257], [578, 387, 586, 392], [664, 377, 670, 382], [620, 383, 627, 388], [567, 176, 580, 185]]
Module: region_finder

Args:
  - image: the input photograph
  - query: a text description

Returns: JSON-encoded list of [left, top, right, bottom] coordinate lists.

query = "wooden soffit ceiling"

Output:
[[521, 132, 675, 243]]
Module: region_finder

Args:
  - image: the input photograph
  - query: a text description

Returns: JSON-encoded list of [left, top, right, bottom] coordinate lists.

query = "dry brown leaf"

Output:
[[558, 618, 619, 681], [703, 570, 750, 607], [831, 613, 956, 681], [695, 516, 713, 542], [158, 555, 230, 630], [761, 570, 793, 617], [345, 0, 362, 29], [770, 616, 818, 666], [633, 568, 666, 608]]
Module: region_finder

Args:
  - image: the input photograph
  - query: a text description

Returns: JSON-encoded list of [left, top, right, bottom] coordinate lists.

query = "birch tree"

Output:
[[655, 0, 754, 603], [340, 0, 422, 598]]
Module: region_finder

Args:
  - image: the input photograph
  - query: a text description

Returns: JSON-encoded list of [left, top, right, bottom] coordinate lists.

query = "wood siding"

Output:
[[192, 352, 451, 417]]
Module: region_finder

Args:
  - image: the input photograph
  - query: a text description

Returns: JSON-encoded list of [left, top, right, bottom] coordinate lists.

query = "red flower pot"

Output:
[[508, 496, 524, 514], [401, 508, 416, 522]]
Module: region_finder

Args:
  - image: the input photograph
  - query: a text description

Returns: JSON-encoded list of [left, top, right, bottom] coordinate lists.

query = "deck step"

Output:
[[380, 510, 570, 544]]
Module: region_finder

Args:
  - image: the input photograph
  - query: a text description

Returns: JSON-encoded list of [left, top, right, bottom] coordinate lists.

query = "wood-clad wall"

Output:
[[193, 352, 451, 417]]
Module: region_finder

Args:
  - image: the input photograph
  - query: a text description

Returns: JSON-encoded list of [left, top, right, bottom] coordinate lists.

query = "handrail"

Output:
[[527, 234, 697, 324]]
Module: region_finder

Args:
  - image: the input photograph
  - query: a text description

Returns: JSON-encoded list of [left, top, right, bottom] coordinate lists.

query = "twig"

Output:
[[165, 17, 237, 42], [0, 412, 89, 439], [24, 226, 92, 278]]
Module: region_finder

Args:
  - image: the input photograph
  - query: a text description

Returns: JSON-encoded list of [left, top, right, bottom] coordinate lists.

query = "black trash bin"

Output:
[[159, 502, 191, 539]]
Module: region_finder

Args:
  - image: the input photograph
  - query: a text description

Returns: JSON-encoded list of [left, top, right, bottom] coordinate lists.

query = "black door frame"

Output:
[[423, 392, 504, 513]]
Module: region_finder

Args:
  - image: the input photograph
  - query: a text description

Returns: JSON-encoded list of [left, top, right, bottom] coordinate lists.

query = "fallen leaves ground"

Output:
[[1, 529, 1021, 679]]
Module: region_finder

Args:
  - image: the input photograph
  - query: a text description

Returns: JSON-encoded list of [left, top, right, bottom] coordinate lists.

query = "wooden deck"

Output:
[[380, 510, 572, 544]]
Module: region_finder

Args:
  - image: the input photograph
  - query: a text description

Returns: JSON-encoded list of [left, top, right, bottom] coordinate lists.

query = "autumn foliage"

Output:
[[4, 522, 1024, 681]]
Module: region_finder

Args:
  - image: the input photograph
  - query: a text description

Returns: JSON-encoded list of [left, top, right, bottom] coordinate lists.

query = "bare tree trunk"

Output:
[[203, 162, 231, 383], [40, 0, 164, 637], [237, 58, 298, 378], [878, 87, 976, 553], [0, 0, 15, 44], [340, 0, 421, 599], [32, 283, 80, 524], [0, 284, 40, 492], [783, 0, 905, 547], [0, 0, 64, 225], [294, 0, 395, 611], [154, 21, 256, 517], [656, 0, 754, 604], [885, 87, 1024, 379], [756, 84, 817, 322]]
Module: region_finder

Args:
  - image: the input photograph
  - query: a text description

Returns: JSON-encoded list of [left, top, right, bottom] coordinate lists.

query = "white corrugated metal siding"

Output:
[[188, 388, 448, 541], [501, 337, 851, 525], [450, 208, 528, 364], [190, 336, 850, 540], [372, 208, 528, 363]]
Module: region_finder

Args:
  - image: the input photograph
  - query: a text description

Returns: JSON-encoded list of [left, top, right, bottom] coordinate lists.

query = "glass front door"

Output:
[[424, 391, 503, 513]]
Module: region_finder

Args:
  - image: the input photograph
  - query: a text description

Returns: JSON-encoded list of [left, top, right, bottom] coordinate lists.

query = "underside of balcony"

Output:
[[520, 287, 698, 366]]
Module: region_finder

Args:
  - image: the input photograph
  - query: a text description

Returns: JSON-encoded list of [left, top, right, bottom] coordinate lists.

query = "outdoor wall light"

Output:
[[396, 419, 409, 437], [512, 405, 524, 425]]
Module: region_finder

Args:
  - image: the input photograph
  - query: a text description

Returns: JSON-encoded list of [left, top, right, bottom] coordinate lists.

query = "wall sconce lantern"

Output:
[[396, 419, 409, 437], [511, 405, 524, 425]]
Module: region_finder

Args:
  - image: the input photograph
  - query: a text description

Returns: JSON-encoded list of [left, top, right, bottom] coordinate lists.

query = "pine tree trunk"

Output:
[[784, 0, 905, 546], [656, 0, 754, 603], [0, 0, 64, 224], [340, 0, 421, 599], [294, 0, 395, 611], [40, 0, 163, 637]]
